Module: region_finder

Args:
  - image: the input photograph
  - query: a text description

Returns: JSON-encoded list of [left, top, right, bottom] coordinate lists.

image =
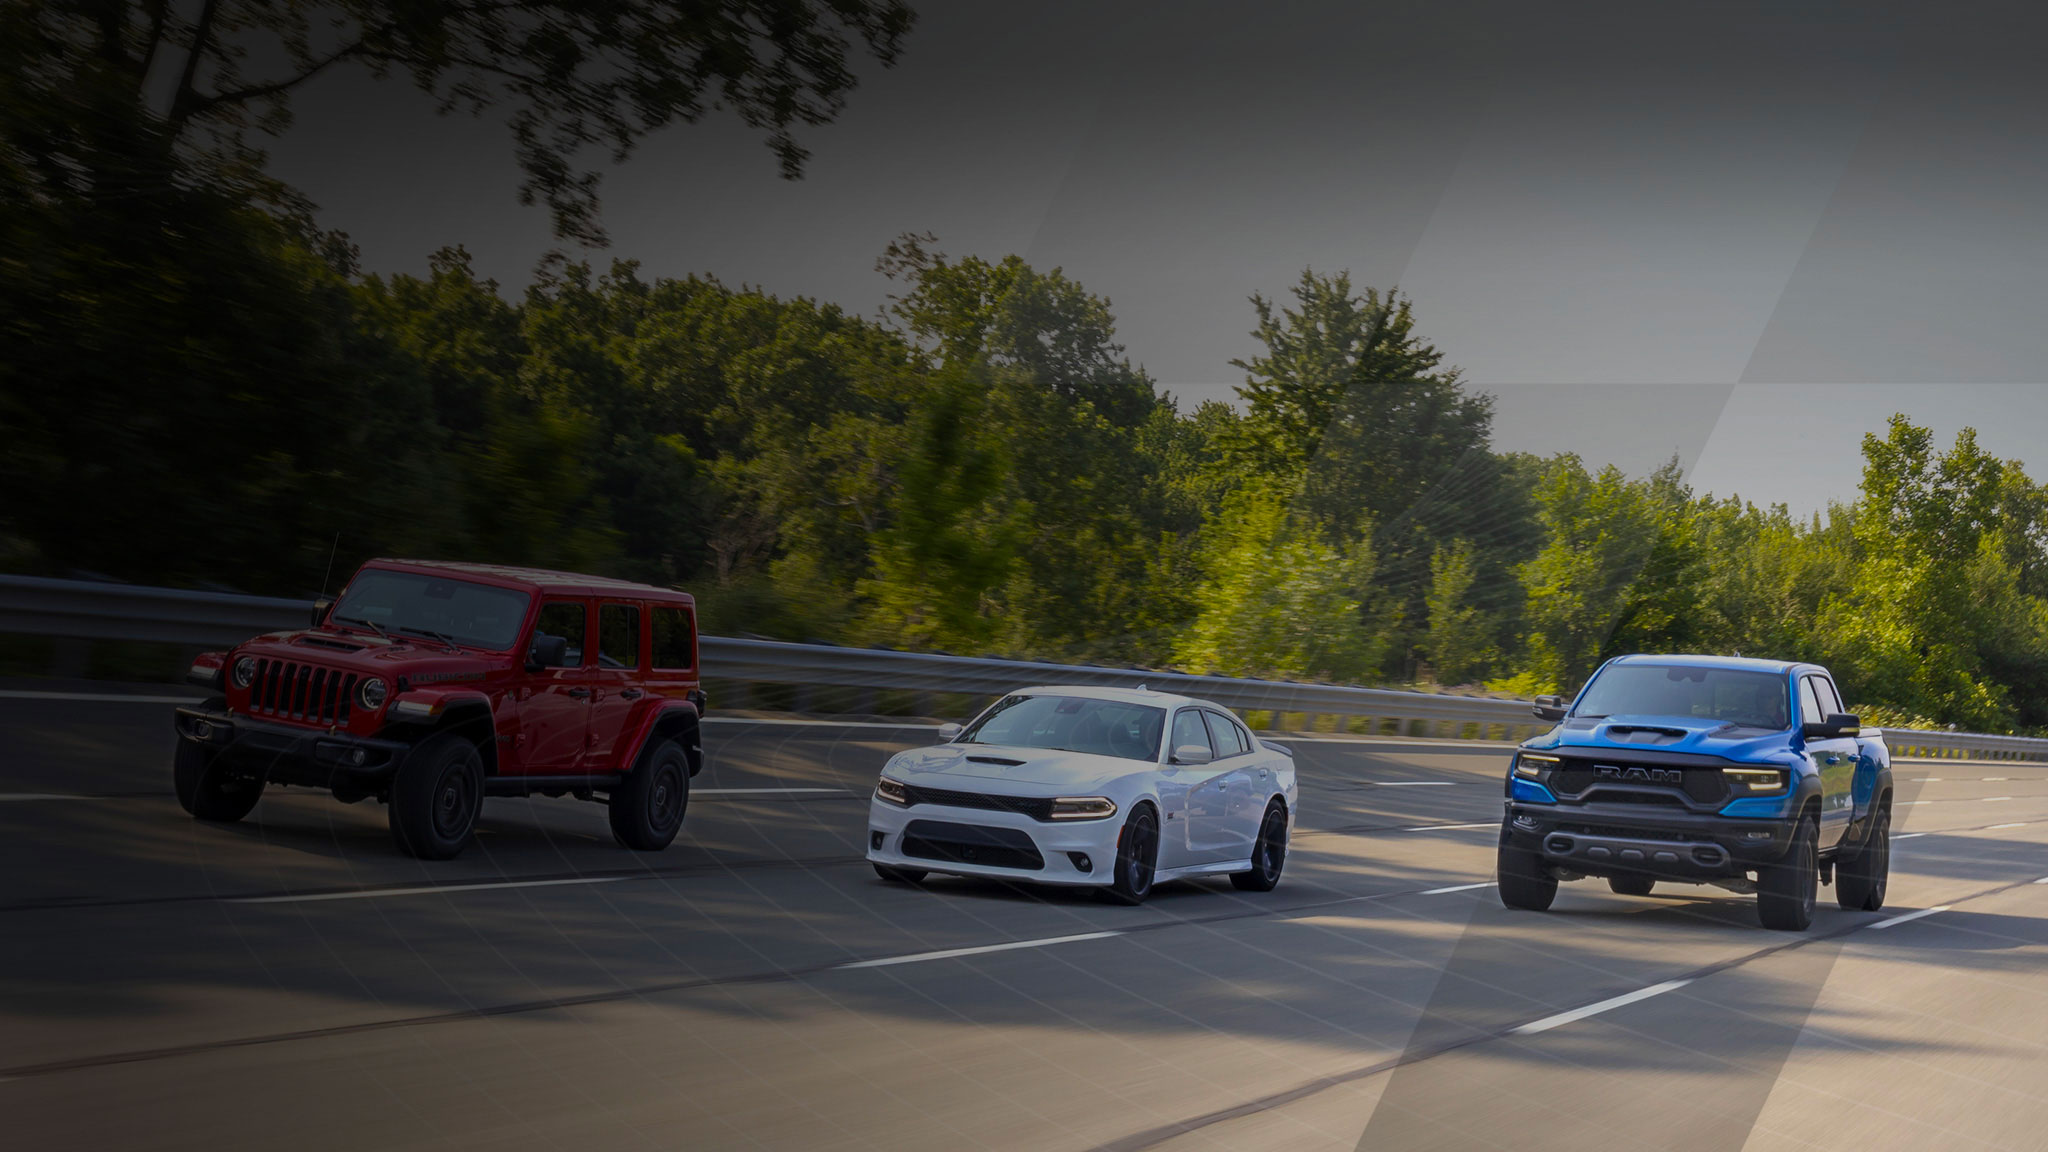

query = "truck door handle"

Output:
[[567, 687, 592, 699], [619, 688, 643, 700]]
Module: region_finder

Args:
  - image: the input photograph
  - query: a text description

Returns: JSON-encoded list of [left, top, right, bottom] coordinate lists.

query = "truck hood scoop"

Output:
[[1602, 724, 1689, 745]]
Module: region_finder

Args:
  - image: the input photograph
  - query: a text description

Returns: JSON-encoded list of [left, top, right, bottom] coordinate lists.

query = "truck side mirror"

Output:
[[310, 597, 334, 627], [1532, 694, 1567, 722], [1804, 712, 1861, 739], [526, 633, 568, 672]]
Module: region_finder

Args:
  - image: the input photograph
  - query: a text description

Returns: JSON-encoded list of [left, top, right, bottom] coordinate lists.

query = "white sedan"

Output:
[[865, 685, 1299, 903]]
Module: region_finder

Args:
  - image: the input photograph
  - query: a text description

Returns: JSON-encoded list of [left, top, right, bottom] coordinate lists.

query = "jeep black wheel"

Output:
[[873, 863, 928, 884], [1608, 874, 1656, 897], [389, 734, 484, 860], [1497, 824, 1558, 911], [1758, 816, 1819, 930], [1836, 808, 1890, 912], [173, 739, 265, 823], [610, 738, 690, 851], [1231, 801, 1289, 892], [1099, 806, 1159, 905]]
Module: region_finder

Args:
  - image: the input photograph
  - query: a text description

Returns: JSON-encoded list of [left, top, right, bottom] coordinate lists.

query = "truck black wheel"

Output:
[[1497, 830, 1558, 911], [173, 740, 265, 823], [610, 738, 690, 851], [1099, 806, 1159, 905], [1758, 816, 1819, 930], [389, 734, 484, 860], [1608, 874, 1656, 897], [1230, 801, 1289, 892], [873, 863, 928, 884], [1836, 808, 1890, 911]]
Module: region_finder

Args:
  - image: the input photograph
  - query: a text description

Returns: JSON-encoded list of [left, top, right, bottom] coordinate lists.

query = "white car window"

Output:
[[1171, 710, 1214, 760], [1203, 711, 1248, 757]]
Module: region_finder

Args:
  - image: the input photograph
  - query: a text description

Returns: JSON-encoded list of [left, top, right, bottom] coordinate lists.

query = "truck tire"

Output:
[[610, 738, 690, 851], [1758, 816, 1819, 930], [1608, 874, 1656, 897], [1835, 808, 1890, 912], [1497, 831, 1558, 911], [173, 740, 265, 823], [388, 733, 484, 860]]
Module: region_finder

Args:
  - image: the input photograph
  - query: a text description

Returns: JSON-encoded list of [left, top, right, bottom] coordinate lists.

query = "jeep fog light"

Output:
[[358, 678, 389, 710], [232, 656, 257, 688]]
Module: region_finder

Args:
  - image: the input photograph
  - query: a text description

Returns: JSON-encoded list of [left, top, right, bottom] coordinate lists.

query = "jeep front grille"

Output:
[[247, 659, 358, 727]]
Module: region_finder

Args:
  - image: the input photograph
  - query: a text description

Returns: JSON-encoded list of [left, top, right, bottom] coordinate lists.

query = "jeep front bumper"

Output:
[[1504, 799, 1798, 880], [175, 706, 411, 792]]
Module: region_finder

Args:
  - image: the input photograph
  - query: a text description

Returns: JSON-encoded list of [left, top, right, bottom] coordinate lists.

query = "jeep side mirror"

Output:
[[1804, 712, 1861, 739], [1532, 695, 1568, 722], [1171, 743, 1213, 766], [936, 722, 963, 743], [526, 633, 568, 672], [310, 597, 334, 627]]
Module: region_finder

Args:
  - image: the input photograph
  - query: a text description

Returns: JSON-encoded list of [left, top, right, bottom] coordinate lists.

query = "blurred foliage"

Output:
[[12, 3, 2048, 733]]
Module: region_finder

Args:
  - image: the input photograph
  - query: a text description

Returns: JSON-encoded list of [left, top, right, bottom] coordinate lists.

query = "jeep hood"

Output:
[[1528, 713, 1796, 762], [233, 627, 499, 678], [883, 744, 1149, 794]]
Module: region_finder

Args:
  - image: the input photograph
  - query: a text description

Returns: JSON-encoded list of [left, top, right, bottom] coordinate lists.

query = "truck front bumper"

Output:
[[175, 706, 411, 794], [1504, 800, 1798, 881]]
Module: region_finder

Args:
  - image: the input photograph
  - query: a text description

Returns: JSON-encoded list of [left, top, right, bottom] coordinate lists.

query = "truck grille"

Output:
[[247, 659, 358, 727], [1548, 761, 1732, 806]]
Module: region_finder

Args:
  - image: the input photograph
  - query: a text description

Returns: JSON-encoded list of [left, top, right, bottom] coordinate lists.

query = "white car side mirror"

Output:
[[936, 722, 963, 743], [1171, 743, 1213, 766]]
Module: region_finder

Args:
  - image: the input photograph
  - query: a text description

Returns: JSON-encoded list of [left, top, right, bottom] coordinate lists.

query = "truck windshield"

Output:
[[329, 570, 532, 651], [1574, 665, 1790, 730], [960, 695, 1167, 762]]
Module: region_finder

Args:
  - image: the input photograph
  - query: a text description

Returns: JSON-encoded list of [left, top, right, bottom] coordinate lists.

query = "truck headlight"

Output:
[[875, 777, 911, 806], [1049, 796, 1118, 820], [358, 678, 389, 710], [1514, 752, 1559, 779], [1723, 767, 1786, 794], [231, 657, 257, 689]]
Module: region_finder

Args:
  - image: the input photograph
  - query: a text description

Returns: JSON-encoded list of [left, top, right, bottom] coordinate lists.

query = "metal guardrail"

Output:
[[7, 574, 2048, 756]]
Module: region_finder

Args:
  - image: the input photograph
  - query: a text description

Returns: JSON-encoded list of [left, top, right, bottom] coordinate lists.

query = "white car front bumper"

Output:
[[865, 795, 1124, 886]]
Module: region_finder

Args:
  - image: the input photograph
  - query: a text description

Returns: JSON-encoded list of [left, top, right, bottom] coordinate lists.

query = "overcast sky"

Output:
[[266, 1, 2048, 517]]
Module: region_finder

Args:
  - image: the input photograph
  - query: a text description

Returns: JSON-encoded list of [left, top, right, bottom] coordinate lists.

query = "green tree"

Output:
[[1425, 541, 1492, 684]]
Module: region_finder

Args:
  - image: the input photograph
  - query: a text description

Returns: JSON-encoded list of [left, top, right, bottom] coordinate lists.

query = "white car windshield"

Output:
[[960, 695, 1167, 762], [1574, 664, 1790, 731], [330, 570, 532, 651]]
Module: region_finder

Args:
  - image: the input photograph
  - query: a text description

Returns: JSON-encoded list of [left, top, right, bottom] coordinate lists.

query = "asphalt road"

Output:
[[2, 682, 2044, 1151]]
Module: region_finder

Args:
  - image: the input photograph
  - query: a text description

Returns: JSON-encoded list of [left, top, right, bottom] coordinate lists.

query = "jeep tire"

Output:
[[1836, 807, 1890, 912], [173, 739, 265, 823], [1497, 826, 1558, 911], [1758, 816, 1819, 930], [389, 733, 485, 860], [610, 738, 690, 851]]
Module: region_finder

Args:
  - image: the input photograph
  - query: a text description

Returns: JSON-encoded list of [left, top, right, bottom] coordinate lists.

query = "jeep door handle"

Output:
[[618, 688, 643, 700], [567, 687, 592, 699]]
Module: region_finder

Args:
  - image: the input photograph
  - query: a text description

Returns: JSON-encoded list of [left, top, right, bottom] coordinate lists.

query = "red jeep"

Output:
[[173, 559, 706, 859]]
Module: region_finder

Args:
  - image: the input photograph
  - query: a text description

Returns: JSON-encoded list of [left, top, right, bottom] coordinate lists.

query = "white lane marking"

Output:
[[694, 787, 844, 795], [1892, 832, 1930, 840], [1983, 777, 2009, 781], [1513, 980, 1692, 1035], [1420, 882, 1497, 895], [229, 876, 635, 905], [837, 931, 1123, 970], [1869, 906, 1950, 930], [0, 793, 96, 802], [1902, 800, 1933, 805], [2035, 877, 2048, 884], [1982, 797, 2013, 803], [1376, 781, 1458, 787], [701, 717, 943, 729], [0, 691, 205, 704], [1403, 822, 1499, 832], [1912, 778, 1942, 782], [1985, 823, 2028, 830]]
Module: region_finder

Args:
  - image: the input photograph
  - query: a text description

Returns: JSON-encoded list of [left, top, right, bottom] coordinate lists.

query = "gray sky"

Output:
[[266, 1, 2048, 517]]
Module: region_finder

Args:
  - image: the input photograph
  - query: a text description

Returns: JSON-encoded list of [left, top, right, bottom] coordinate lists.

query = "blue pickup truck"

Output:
[[1497, 654, 1893, 930]]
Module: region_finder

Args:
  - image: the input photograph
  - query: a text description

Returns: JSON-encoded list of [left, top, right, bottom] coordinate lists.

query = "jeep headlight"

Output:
[[875, 776, 910, 807], [358, 677, 389, 711], [1514, 752, 1559, 779], [1048, 796, 1118, 820], [231, 656, 258, 689], [1723, 767, 1786, 794]]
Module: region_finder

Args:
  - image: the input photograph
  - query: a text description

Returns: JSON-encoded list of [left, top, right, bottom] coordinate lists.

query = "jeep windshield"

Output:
[[328, 570, 532, 652], [1573, 664, 1790, 731], [960, 695, 1167, 762]]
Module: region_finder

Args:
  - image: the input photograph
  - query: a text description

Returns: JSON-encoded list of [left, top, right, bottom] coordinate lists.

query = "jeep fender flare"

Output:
[[622, 701, 704, 778], [381, 690, 501, 775]]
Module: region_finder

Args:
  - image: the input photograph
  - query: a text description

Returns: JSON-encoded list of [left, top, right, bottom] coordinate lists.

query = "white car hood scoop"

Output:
[[893, 745, 1132, 791]]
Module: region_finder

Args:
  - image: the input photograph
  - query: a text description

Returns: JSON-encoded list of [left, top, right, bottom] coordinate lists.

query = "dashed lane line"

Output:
[[1511, 979, 1693, 1035], [837, 931, 1123, 970], [229, 876, 637, 904], [1418, 882, 1497, 895], [1403, 822, 1499, 832], [1869, 906, 1951, 930], [1375, 781, 1459, 787]]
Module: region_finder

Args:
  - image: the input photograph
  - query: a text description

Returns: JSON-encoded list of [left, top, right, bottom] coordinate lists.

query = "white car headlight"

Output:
[[1048, 796, 1118, 820], [875, 776, 911, 806]]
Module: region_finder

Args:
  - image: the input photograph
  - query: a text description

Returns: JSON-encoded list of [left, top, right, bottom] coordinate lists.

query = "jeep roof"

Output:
[[359, 559, 696, 605]]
